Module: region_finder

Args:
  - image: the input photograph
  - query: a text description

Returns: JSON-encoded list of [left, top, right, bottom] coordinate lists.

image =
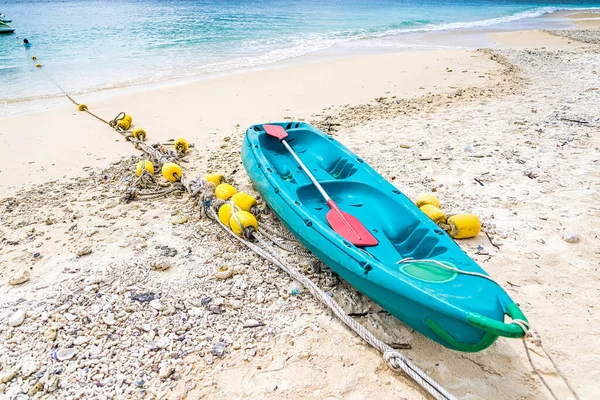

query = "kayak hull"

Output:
[[0, 28, 15, 34], [242, 122, 527, 352]]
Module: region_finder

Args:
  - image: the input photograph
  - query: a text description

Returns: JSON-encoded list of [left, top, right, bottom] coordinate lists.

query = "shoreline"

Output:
[[1, 10, 600, 400], [1, 7, 596, 112]]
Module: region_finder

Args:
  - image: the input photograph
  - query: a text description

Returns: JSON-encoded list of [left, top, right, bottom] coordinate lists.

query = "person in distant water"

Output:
[[23, 38, 31, 48]]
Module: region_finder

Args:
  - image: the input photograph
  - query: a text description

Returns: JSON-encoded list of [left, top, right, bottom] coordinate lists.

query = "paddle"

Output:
[[263, 124, 378, 247]]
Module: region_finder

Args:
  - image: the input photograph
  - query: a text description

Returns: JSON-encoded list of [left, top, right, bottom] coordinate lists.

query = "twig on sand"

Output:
[[560, 117, 589, 125], [484, 231, 501, 250]]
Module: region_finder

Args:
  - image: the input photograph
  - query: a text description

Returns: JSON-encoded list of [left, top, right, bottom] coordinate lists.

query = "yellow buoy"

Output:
[[218, 203, 240, 226], [447, 214, 481, 239], [229, 211, 258, 237], [122, 115, 133, 124], [35, 63, 42, 68], [419, 205, 447, 225], [231, 192, 257, 212], [132, 128, 146, 141], [78, 104, 88, 112], [31, 56, 37, 60], [174, 138, 189, 154], [136, 160, 154, 177], [161, 163, 182, 182], [205, 173, 224, 186], [416, 193, 440, 209], [215, 183, 237, 200], [116, 119, 131, 130]]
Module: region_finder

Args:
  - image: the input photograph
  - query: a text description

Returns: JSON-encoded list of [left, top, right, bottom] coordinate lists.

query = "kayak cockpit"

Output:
[[295, 181, 451, 264]]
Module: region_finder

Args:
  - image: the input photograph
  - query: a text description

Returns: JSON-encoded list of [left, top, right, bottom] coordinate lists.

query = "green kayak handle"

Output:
[[466, 303, 528, 338], [426, 318, 498, 352], [426, 304, 528, 352]]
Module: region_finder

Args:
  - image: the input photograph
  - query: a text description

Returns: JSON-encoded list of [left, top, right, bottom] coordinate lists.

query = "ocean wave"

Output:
[[366, 6, 599, 38]]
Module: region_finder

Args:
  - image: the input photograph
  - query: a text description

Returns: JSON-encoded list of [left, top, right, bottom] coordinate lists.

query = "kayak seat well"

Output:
[[296, 181, 449, 264], [257, 126, 357, 185]]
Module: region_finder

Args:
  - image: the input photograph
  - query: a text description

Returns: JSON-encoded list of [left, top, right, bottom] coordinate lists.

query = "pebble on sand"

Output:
[[8, 309, 26, 327], [56, 348, 77, 361], [562, 231, 580, 243]]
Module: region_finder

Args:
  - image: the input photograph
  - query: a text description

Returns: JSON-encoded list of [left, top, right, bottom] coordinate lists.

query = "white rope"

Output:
[[208, 207, 456, 400], [513, 321, 580, 400]]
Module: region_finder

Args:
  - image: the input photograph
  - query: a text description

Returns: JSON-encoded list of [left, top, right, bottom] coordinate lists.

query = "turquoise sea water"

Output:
[[1, 0, 599, 103]]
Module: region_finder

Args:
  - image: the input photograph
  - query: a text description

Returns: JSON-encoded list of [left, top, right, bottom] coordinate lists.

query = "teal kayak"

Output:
[[242, 122, 528, 352]]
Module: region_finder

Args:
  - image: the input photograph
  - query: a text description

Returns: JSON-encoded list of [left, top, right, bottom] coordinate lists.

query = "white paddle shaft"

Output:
[[281, 140, 331, 202]]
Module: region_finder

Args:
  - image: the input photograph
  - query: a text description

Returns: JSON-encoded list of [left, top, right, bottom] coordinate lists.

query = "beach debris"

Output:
[[43, 327, 57, 341], [8, 270, 30, 285], [170, 212, 189, 225], [101, 313, 117, 326], [243, 318, 264, 328], [8, 309, 26, 327], [288, 280, 305, 296], [56, 348, 77, 361], [156, 245, 177, 257], [150, 299, 163, 311], [73, 336, 90, 345], [211, 342, 226, 358], [20, 359, 37, 378], [158, 365, 175, 380], [215, 265, 233, 280], [463, 145, 475, 153], [562, 231, 580, 243], [131, 292, 157, 302], [76, 246, 92, 257], [150, 261, 171, 271], [0, 370, 17, 384], [28, 382, 44, 397]]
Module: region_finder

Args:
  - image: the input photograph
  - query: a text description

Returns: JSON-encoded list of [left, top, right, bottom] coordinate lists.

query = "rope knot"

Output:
[[526, 328, 542, 347], [383, 350, 403, 370]]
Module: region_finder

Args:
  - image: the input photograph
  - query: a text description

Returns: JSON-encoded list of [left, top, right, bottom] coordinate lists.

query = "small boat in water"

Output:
[[0, 21, 14, 34], [0, 19, 12, 23], [242, 121, 528, 352]]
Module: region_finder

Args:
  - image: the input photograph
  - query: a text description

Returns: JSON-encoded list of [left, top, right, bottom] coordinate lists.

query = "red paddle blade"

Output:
[[263, 124, 288, 141], [326, 201, 378, 247]]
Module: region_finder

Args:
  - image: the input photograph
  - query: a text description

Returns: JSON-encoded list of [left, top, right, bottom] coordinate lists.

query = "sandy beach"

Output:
[[1, 10, 600, 400]]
